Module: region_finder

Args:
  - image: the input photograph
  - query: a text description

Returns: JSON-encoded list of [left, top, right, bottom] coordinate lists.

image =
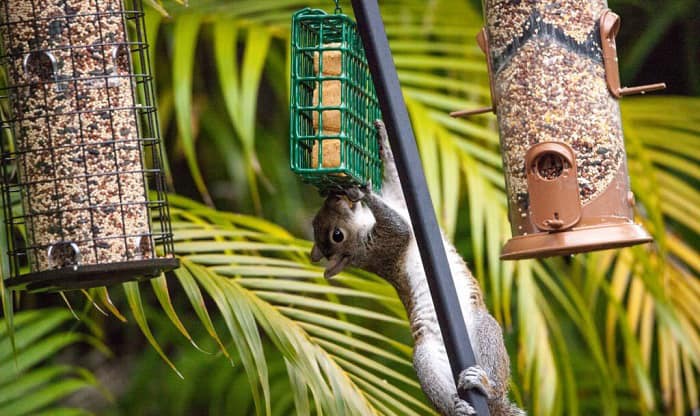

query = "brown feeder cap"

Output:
[[500, 221, 652, 260]]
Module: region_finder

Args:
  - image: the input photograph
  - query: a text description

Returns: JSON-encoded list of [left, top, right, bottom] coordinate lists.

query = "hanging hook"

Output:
[[600, 9, 666, 98], [333, 0, 342, 14], [450, 28, 496, 118]]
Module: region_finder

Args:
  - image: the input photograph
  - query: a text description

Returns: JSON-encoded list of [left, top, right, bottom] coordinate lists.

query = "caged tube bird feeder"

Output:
[[289, 6, 382, 193], [453, 0, 663, 260], [0, 0, 178, 292]]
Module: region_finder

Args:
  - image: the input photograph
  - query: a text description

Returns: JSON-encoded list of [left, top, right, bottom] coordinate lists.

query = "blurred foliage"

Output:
[[96, 195, 428, 415], [0, 309, 108, 416], [1, 0, 699, 415]]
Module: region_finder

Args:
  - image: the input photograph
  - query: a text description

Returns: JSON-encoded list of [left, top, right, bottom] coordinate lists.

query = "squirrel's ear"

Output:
[[310, 244, 324, 262]]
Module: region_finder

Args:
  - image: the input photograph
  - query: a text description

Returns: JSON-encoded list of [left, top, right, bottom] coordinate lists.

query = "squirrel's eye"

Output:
[[331, 227, 344, 243]]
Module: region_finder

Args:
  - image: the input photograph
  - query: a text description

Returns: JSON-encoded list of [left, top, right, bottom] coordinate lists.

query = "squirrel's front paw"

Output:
[[457, 365, 494, 399], [344, 185, 366, 202], [453, 394, 476, 416], [345, 180, 372, 202]]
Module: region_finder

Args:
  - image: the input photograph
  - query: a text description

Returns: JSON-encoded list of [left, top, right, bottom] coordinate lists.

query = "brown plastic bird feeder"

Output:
[[452, 1, 664, 259]]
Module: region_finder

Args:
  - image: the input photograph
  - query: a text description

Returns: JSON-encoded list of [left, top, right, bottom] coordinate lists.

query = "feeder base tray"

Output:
[[501, 222, 652, 260], [4, 258, 180, 293]]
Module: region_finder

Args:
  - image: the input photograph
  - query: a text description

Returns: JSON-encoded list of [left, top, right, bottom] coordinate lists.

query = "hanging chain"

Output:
[[333, 0, 342, 14]]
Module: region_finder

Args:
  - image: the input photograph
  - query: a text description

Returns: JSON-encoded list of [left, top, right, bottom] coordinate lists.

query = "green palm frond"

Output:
[[109, 194, 431, 415], [0, 309, 106, 416]]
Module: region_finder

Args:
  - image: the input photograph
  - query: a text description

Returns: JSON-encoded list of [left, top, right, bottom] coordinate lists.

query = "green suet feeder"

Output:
[[289, 7, 382, 192]]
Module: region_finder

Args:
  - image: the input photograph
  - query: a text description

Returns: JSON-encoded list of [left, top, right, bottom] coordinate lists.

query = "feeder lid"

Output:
[[500, 222, 652, 260]]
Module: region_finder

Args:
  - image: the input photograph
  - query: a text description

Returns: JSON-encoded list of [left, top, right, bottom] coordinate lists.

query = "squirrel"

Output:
[[310, 120, 524, 416]]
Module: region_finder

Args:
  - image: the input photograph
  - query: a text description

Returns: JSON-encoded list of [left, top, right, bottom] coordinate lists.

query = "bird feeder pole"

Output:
[[350, 1, 490, 414]]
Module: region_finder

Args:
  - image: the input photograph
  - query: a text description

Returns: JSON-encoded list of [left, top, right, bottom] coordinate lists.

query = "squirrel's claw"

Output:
[[345, 185, 368, 202], [457, 365, 495, 400]]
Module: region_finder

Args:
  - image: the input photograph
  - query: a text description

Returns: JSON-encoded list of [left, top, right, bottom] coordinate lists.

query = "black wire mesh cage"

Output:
[[0, 0, 178, 292]]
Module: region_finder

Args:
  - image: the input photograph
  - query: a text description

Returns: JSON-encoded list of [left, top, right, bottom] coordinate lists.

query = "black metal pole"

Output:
[[350, 1, 490, 415]]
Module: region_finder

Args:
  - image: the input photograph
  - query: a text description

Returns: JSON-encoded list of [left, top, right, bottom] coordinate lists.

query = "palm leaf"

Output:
[[110, 195, 431, 415], [0, 309, 105, 416]]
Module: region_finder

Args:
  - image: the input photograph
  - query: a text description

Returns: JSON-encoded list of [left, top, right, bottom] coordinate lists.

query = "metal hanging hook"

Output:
[[333, 0, 342, 14]]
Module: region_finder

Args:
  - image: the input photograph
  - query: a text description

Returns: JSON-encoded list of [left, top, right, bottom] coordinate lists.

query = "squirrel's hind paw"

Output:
[[373, 119, 389, 156], [452, 394, 476, 416], [457, 365, 495, 399]]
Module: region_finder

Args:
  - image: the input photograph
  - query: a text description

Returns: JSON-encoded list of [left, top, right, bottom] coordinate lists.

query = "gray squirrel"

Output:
[[310, 120, 524, 416]]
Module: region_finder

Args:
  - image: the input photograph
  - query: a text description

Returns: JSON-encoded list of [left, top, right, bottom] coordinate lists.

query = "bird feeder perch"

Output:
[[0, 0, 178, 291], [289, 7, 382, 192], [453, 0, 663, 259]]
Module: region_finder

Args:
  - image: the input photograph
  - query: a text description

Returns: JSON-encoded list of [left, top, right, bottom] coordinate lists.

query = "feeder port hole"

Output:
[[47, 241, 81, 269], [534, 151, 570, 181]]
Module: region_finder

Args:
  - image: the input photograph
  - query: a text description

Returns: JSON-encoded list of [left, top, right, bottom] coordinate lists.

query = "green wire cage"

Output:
[[289, 7, 382, 192]]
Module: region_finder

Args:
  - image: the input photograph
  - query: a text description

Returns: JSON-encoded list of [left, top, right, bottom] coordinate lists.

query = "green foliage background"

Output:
[[1, 0, 699, 415]]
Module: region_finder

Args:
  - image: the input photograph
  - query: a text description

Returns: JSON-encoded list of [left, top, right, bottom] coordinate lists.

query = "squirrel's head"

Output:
[[311, 193, 376, 278]]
